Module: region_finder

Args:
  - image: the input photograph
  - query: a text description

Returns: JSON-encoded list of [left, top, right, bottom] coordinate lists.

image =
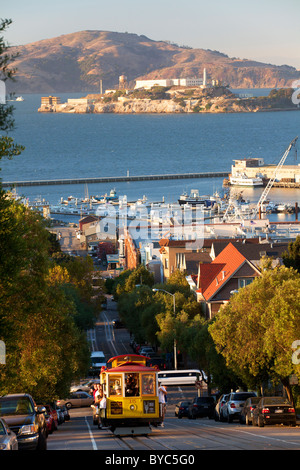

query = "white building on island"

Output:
[[135, 69, 207, 89]]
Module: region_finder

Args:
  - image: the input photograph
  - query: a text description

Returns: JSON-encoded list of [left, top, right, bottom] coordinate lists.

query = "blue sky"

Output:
[[2, 0, 300, 69]]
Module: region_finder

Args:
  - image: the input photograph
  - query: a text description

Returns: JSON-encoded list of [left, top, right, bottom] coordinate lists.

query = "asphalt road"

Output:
[[47, 400, 300, 452], [45, 297, 300, 455]]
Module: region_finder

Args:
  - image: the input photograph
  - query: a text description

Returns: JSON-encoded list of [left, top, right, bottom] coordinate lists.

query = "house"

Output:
[[158, 238, 211, 280], [123, 228, 140, 270], [210, 238, 289, 268], [196, 243, 261, 319]]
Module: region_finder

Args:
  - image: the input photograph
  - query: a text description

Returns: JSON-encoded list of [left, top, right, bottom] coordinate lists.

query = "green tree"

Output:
[[209, 266, 300, 403], [186, 318, 245, 394], [0, 20, 91, 401], [282, 235, 300, 273]]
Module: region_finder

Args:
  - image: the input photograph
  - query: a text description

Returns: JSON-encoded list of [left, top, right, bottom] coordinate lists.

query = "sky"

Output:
[[2, 0, 300, 69]]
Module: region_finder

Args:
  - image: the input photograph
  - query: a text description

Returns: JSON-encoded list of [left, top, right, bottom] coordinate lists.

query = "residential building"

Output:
[[196, 243, 261, 319]]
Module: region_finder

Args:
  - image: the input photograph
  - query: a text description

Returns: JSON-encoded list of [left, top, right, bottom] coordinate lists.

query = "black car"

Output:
[[112, 319, 124, 329], [0, 393, 47, 450], [252, 397, 297, 427], [188, 397, 215, 419], [175, 401, 191, 419], [146, 356, 167, 370], [239, 396, 261, 425]]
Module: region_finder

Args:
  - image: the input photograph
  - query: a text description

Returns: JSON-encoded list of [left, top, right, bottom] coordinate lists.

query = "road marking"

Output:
[[85, 416, 98, 450], [102, 312, 118, 355], [189, 421, 300, 447]]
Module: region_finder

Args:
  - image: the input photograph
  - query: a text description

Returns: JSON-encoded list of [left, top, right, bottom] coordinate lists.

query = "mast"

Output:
[[252, 136, 298, 218]]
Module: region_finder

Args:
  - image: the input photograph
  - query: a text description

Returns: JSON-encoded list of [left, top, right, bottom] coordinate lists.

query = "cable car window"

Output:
[[109, 375, 122, 396], [141, 374, 155, 395], [125, 373, 139, 397]]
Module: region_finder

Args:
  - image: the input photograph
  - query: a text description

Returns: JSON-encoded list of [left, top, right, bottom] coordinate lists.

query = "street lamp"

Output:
[[152, 288, 177, 370]]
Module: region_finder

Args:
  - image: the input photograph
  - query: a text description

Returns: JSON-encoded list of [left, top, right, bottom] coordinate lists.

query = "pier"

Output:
[[1, 171, 228, 188]]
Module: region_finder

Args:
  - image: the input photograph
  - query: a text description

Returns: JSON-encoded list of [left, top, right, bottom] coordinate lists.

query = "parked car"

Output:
[[214, 394, 229, 421], [58, 405, 70, 422], [239, 397, 261, 425], [175, 401, 191, 419], [146, 356, 167, 370], [139, 347, 155, 356], [0, 417, 18, 450], [56, 406, 65, 425], [56, 391, 94, 409], [0, 394, 47, 450], [222, 391, 257, 423], [44, 405, 58, 435], [252, 397, 297, 427], [188, 397, 215, 419], [70, 379, 100, 393], [45, 405, 58, 431]]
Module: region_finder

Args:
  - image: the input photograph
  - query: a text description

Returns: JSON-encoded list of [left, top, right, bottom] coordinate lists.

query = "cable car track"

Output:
[[115, 432, 177, 451]]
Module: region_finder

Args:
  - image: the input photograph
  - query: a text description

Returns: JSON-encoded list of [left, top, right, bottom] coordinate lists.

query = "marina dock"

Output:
[[1, 171, 228, 188]]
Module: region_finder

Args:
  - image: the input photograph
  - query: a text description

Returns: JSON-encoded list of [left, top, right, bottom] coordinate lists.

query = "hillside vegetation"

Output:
[[7, 30, 300, 93]]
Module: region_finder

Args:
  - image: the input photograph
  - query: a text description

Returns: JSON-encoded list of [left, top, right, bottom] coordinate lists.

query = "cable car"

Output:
[[99, 354, 163, 436]]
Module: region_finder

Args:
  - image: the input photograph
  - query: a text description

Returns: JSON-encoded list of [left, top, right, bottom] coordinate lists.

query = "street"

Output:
[[47, 402, 300, 452], [45, 296, 300, 454]]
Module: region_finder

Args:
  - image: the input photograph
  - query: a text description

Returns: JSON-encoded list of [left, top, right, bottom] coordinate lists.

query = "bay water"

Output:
[[1, 92, 300, 222]]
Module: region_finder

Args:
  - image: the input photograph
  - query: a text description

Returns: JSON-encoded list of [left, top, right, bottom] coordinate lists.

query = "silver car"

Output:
[[214, 394, 229, 421], [0, 418, 18, 450], [223, 392, 257, 422], [70, 379, 100, 393], [57, 392, 94, 409]]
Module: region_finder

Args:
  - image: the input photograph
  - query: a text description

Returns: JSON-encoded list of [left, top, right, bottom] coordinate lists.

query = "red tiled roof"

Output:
[[198, 263, 225, 293], [198, 243, 247, 301]]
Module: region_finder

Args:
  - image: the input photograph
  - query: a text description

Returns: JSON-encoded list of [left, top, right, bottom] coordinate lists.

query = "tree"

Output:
[[209, 266, 300, 403], [154, 271, 202, 365], [282, 236, 300, 273], [0, 20, 91, 401], [117, 285, 160, 345]]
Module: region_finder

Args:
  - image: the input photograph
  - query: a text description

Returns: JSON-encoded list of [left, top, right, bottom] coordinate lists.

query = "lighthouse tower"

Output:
[[203, 68, 207, 87]]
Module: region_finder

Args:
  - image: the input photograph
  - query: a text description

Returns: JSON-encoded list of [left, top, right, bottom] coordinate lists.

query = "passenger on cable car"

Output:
[[125, 373, 139, 397]]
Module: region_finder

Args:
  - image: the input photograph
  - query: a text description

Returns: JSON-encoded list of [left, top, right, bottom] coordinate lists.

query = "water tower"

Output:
[[119, 75, 128, 90]]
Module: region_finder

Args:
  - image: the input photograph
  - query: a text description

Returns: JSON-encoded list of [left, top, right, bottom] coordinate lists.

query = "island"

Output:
[[38, 87, 300, 114]]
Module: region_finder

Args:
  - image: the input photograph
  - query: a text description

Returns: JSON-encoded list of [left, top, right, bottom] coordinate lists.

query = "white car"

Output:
[[70, 379, 99, 393]]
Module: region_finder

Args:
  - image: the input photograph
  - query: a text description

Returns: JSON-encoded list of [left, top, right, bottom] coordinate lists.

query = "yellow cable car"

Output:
[[99, 354, 163, 436]]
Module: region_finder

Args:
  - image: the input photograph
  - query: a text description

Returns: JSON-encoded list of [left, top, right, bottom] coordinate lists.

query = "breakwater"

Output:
[[1, 171, 228, 188]]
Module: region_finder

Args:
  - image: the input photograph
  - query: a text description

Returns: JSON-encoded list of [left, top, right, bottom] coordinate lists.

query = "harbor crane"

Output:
[[251, 136, 298, 218]]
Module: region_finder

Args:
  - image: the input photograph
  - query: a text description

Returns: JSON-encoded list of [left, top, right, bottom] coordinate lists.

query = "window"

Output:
[[238, 278, 254, 288], [108, 375, 122, 396], [0, 421, 5, 435], [141, 373, 155, 395], [125, 373, 139, 397], [0, 397, 34, 415]]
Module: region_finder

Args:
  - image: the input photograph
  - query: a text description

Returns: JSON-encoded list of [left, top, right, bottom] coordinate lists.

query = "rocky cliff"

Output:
[[7, 30, 300, 93]]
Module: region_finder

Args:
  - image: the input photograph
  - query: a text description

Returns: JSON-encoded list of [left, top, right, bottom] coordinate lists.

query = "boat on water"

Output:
[[229, 173, 264, 187], [90, 189, 118, 204], [178, 189, 219, 210], [15, 96, 24, 101]]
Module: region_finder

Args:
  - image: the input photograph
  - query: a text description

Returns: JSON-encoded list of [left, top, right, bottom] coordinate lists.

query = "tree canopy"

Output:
[[208, 266, 300, 403], [0, 19, 97, 402]]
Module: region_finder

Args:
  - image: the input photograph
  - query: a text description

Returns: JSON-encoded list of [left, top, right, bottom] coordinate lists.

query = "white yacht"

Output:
[[229, 173, 264, 187]]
